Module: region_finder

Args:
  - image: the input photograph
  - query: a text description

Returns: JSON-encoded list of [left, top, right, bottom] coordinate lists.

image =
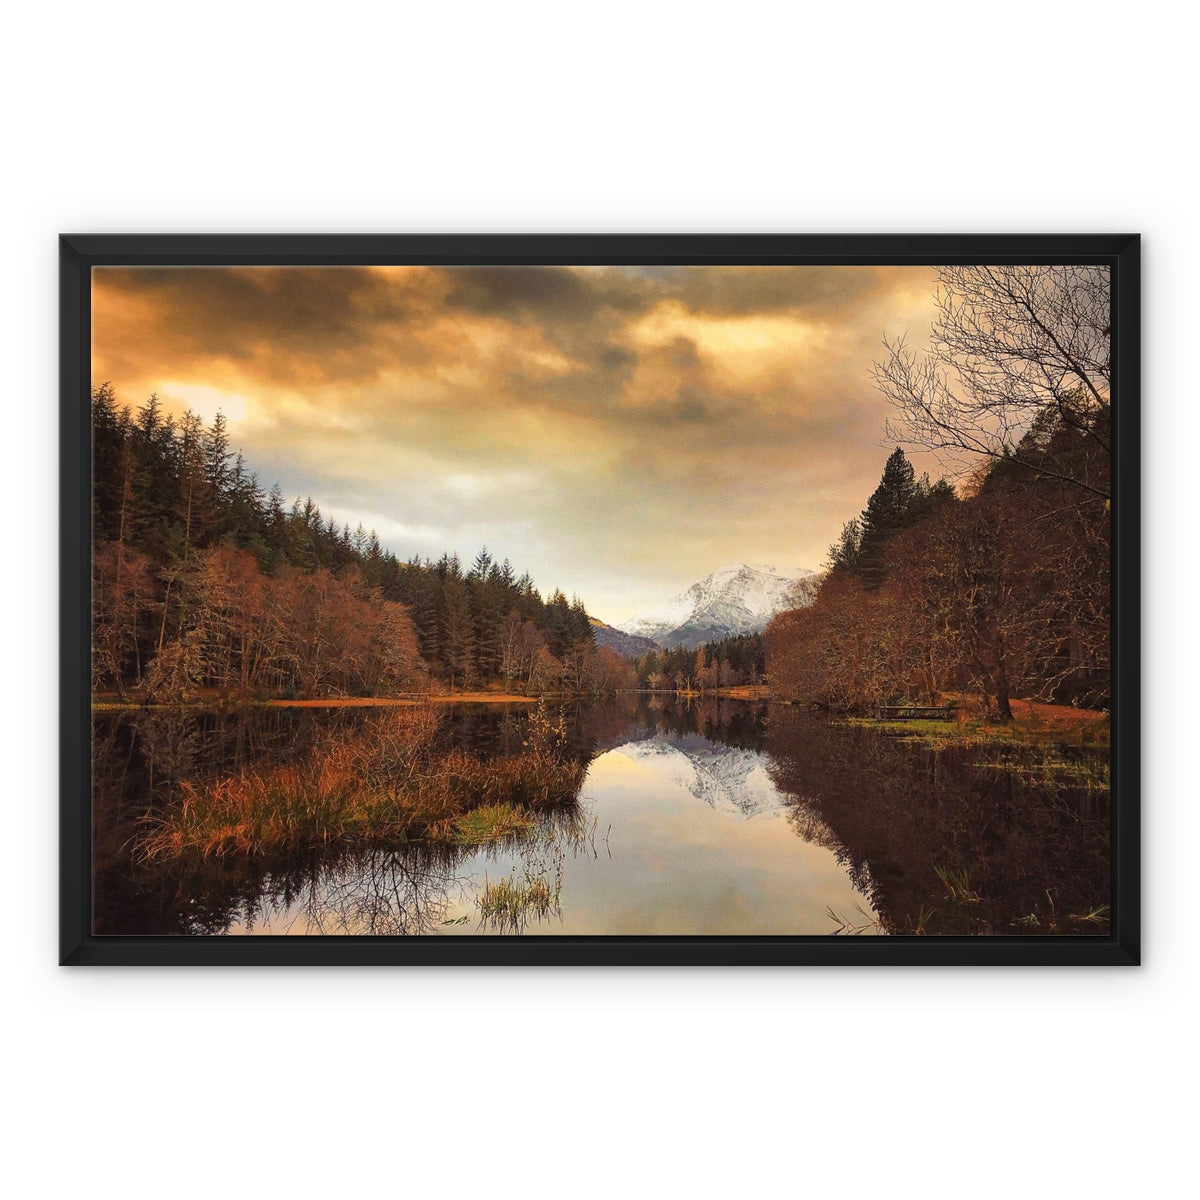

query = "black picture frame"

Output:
[[61, 233, 1140, 966]]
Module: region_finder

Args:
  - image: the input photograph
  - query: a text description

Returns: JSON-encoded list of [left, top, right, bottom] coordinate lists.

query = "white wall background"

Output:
[[3, 4, 1191, 1196]]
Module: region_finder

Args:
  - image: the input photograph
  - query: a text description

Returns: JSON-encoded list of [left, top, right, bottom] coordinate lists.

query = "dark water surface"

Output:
[[92, 697, 1110, 936]]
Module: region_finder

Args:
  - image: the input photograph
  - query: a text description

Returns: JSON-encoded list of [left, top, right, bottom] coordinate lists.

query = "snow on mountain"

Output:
[[616, 563, 815, 649], [614, 733, 785, 818]]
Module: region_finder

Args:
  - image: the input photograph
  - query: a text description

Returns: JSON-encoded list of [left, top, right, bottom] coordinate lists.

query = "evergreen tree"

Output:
[[204, 412, 233, 531], [132, 393, 180, 559], [92, 382, 128, 542], [468, 546, 493, 581], [544, 589, 574, 658], [440, 577, 475, 687], [827, 517, 863, 574], [856, 448, 918, 588], [227, 452, 267, 557], [89, 384, 608, 696]]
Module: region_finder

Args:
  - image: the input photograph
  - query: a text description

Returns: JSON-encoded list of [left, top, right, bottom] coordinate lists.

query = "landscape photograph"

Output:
[[84, 255, 1117, 942]]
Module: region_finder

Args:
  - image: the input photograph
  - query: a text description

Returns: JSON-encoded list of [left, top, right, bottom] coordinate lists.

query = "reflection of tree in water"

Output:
[[634, 695, 770, 750], [93, 707, 325, 934], [108, 843, 470, 936], [280, 807, 602, 936], [784, 797, 850, 853], [93, 703, 606, 936], [92, 697, 1107, 939], [289, 845, 468, 936], [763, 708, 1110, 935], [784, 799, 881, 913]]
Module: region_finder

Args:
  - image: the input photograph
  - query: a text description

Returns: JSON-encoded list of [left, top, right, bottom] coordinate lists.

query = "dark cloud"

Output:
[[93, 266, 441, 388], [670, 265, 886, 316], [94, 263, 920, 399], [596, 344, 637, 372], [103, 266, 406, 349], [662, 336, 701, 371], [672, 389, 713, 424], [91, 262, 941, 619], [443, 266, 616, 322]]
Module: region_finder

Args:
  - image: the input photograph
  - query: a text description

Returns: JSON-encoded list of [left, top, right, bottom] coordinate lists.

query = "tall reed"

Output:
[[136, 708, 585, 864]]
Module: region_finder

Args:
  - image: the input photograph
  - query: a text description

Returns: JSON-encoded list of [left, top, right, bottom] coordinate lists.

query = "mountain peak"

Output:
[[617, 562, 815, 649]]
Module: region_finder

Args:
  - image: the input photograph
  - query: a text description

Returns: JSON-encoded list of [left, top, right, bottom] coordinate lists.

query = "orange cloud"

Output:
[[90, 263, 942, 620]]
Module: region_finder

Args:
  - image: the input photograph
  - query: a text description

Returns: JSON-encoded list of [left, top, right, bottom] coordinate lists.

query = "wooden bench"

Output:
[[873, 704, 956, 721]]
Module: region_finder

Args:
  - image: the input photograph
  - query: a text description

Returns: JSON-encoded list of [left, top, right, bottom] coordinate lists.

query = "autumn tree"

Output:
[[873, 264, 1111, 498], [767, 269, 1112, 719], [583, 646, 637, 695], [90, 384, 607, 698], [695, 645, 719, 691], [92, 542, 155, 696], [499, 609, 549, 690]]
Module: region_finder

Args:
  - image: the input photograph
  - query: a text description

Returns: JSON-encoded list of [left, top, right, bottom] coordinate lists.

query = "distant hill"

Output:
[[615, 563, 815, 650], [589, 617, 662, 658]]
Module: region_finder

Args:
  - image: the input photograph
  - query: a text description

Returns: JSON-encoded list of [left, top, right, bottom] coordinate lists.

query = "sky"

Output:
[[91, 263, 942, 624]]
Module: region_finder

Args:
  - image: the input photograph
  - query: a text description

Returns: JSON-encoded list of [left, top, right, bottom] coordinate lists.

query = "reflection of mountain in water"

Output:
[[612, 732, 785, 818]]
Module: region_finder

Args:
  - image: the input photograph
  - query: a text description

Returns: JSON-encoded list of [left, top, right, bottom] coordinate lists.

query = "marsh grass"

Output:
[[1011, 896, 1110, 933], [974, 746, 1110, 790], [852, 707, 1110, 754], [135, 707, 587, 865], [825, 903, 884, 935], [437, 803, 537, 845], [934, 865, 980, 903], [476, 874, 559, 931], [847, 702, 1110, 801], [471, 801, 602, 932]]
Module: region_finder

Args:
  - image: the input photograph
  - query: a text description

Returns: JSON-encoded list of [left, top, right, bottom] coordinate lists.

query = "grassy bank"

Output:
[[848, 697, 1109, 751], [92, 689, 546, 712], [135, 707, 586, 864], [842, 698, 1110, 795]]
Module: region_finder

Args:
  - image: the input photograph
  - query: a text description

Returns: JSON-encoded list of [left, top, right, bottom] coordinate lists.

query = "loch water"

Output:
[[92, 696, 1110, 937]]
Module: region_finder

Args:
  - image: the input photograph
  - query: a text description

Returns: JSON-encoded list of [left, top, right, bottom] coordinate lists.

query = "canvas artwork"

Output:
[[63, 236, 1137, 964]]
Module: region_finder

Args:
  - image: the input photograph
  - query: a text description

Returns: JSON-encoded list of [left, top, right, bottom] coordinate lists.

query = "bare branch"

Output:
[[874, 265, 1111, 499]]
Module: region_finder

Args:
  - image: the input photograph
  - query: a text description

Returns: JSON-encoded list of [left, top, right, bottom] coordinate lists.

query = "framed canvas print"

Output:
[[61, 234, 1138, 965]]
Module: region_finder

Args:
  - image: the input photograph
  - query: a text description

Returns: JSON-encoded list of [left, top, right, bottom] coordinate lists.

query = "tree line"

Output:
[[630, 634, 766, 693], [91, 384, 627, 700], [766, 265, 1111, 721]]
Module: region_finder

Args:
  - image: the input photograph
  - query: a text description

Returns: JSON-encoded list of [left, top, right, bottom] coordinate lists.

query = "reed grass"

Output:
[[135, 708, 586, 864], [476, 873, 559, 931], [435, 803, 537, 845], [934, 864, 980, 903]]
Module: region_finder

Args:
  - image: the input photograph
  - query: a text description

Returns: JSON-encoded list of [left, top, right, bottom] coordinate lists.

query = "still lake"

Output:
[[93, 697, 1110, 937]]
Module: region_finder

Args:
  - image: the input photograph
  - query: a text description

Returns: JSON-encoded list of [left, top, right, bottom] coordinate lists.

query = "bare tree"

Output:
[[873, 265, 1111, 498]]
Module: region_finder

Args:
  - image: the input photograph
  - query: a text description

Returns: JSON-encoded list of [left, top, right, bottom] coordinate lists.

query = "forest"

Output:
[[630, 635, 766, 693], [91, 263, 1113, 721], [91, 384, 631, 701], [765, 265, 1112, 720]]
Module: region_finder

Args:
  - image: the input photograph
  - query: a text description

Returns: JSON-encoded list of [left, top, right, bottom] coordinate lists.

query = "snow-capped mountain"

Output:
[[616, 563, 815, 649], [612, 733, 785, 818]]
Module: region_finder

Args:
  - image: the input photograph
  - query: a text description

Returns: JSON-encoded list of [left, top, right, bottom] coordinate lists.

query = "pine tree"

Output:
[[132, 393, 180, 559], [204, 412, 233, 534], [440, 577, 475, 687], [469, 546, 493, 581], [828, 517, 863, 574], [89, 382, 611, 696], [856, 448, 918, 588], [544, 589, 575, 658]]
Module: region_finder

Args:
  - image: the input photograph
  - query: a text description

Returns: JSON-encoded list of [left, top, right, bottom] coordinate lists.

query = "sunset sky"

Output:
[[91, 263, 942, 624]]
